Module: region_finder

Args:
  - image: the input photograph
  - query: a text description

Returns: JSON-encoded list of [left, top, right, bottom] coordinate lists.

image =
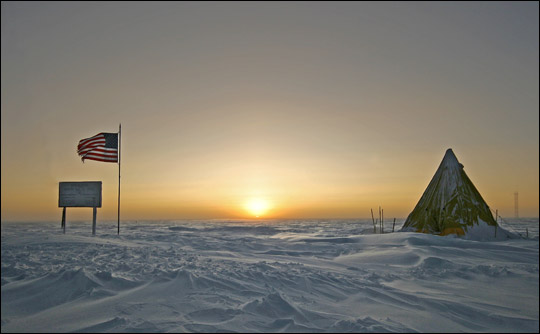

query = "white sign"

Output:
[[59, 182, 102, 207]]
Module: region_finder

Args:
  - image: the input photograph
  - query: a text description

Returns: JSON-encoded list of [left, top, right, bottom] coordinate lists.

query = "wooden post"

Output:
[[371, 208, 376, 233], [62, 207, 66, 234], [382, 208, 384, 234], [526, 228, 528, 238], [392, 218, 396, 232], [379, 206, 381, 234], [92, 207, 97, 235]]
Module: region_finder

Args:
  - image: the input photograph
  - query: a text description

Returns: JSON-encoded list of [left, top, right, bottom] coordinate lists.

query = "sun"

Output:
[[244, 198, 270, 218]]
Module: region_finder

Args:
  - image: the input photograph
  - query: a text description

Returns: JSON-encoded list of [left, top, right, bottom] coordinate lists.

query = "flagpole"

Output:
[[118, 123, 121, 235]]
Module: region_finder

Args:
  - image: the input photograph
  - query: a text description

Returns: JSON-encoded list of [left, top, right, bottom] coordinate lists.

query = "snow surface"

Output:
[[2, 219, 538, 333]]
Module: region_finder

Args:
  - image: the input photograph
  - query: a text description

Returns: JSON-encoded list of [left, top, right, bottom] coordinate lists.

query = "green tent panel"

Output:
[[401, 149, 497, 236]]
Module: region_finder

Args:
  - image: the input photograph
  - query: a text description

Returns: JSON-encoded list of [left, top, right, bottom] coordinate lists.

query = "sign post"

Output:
[[61, 207, 66, 234], [59, 181, 102, 235], [93, 207, 97, 235]]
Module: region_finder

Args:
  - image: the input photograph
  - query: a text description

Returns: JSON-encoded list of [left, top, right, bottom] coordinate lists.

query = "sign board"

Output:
[[59, 182, 102, 208]]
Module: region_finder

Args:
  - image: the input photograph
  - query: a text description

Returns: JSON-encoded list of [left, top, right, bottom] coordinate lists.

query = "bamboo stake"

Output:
[[382, 208, 384, 234], [371, 208, 376, 233], [379, 206, 381, 234]]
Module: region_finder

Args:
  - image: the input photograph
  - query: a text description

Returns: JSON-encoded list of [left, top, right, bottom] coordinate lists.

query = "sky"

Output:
[[1, 1, 538, 221]]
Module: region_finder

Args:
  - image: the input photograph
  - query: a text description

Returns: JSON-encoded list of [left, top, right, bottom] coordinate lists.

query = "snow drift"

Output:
[[1, 220, 538, 332]]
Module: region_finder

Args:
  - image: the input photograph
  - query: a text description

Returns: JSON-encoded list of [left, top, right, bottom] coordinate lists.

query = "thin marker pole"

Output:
[[371, 208, 376, 233], [381, 208, 384, 234], [379, 206, 381, 234], [118, 123, 121, 235]]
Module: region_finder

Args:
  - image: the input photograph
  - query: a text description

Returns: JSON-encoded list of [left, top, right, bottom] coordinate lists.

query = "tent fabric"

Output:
[[401, 149, 497, 236]]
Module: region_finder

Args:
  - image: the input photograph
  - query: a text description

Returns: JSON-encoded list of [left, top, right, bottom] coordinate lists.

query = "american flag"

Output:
[[77, 132, 118, 163]]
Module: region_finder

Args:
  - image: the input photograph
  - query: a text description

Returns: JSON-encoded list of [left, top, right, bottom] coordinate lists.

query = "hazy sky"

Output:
[[2, 1, 538, 221]]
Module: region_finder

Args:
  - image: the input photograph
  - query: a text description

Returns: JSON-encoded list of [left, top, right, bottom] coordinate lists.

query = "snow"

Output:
[[462, 219, 519, 241], [2, 219, 538, 332]]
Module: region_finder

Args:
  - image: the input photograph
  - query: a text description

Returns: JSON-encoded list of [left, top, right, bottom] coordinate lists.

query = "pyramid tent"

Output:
[[401, 148, 497, 236]]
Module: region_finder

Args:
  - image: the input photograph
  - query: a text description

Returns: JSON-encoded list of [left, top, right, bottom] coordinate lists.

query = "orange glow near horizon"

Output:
[[244, 198, 271, 218]]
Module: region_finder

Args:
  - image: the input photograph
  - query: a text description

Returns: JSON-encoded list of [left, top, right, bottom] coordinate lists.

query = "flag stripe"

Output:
[[82, 155, 118, 163], [81, 151, 118, 159], [77, 143, 106, 154], [81, 149, 118, 158], [81, 148, 118, 156], [78, 133, 105, 148], [83, 152, 118, 159], [77, 138, 105, 148], [78, 146, 117, 154], [78, 134, 103, 145], [78, 133, 102, 144]]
